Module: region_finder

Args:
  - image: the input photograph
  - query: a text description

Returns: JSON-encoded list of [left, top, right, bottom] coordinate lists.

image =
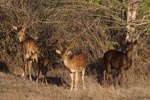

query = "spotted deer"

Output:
[[56, 40, 87, 90], [12, 25, 39, 81], [103, 36, 138, 87]]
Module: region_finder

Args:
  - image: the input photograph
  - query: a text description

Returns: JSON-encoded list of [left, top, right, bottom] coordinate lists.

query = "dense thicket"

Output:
[[0, 0, 150, 81]]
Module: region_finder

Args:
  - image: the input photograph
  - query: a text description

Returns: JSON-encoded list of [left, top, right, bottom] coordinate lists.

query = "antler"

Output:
[[57, 38, 64, 51], [56, 38, 76, 52], [66, 39, 76, 51], [22, 12, 31, 29]]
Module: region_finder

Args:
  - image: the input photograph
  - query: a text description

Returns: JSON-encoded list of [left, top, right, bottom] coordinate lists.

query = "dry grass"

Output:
[[0, 71, 150, 100]]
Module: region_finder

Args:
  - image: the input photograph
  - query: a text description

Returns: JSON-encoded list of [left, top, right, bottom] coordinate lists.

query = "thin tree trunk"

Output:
[[126, 0, 139, 39], [120, 0, 139, 51], [126, 0, 140, 59]]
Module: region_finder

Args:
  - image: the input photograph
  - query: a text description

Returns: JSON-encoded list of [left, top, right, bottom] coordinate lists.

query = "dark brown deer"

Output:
[[56, 40, 87, 90], [12, 25, 39, 81], [36, 55, 49, 84], [103, 38, 138, 87]]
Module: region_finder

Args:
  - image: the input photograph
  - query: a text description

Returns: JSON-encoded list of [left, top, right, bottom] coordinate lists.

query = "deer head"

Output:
[[12, 26, 26, 42], [12, 14, 31, 42], [126, 39, 137, 51], [56, 39, 75, 59]]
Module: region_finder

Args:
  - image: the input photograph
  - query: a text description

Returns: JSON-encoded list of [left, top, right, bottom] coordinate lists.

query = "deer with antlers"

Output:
[[56, 40, 87, 90], [103, 35, 139, 87], [12, 19, 39, 81]]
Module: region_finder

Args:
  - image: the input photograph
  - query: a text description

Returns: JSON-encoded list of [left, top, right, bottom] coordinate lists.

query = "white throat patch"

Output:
[[63, 59, 68, 66]]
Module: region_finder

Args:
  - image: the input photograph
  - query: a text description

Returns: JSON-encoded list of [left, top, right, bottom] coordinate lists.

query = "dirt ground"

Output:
[[0, 71, 150, 100]]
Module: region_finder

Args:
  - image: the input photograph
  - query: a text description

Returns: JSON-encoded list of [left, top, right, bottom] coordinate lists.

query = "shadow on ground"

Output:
[[87, 57, 105, 85], [0, 61, 9, 73]]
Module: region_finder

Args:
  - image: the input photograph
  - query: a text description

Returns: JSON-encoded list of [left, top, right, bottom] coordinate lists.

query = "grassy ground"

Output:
[[0, 71, 150, 100]]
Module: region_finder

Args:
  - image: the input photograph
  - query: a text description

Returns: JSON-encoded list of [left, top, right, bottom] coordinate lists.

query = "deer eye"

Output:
[[20, 30, 24, 32]]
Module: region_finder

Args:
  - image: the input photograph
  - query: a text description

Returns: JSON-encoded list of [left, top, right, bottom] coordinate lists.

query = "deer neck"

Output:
[[63, 56, 71, 67], [126, 50, 133, 64]]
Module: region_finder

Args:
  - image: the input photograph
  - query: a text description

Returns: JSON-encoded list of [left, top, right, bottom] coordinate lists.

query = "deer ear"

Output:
[[12, 26, 18, 31], [67, 51, 73, 58], [22, 27, 26, 32], [67, 51, 72, 55], [56, 50, 61, 54]]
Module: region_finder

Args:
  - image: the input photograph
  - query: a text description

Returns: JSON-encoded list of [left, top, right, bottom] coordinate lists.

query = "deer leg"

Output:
[[118, 70, 123, 87], [105, 63, 112, 86], [74, 71, 79, 90], [36, 70, 42, 83], [125, 71, 128, 80], [113, 73, 118, 88], [44, 72, 48, 84], [32, 62, 37, 80], [42, 75, 45, 84], [103, 70, 107, 87], [36, 77, 39, 83], [22, 58, 27, 80], [112, 69, 119, 87], [123, 70, 128, 87], [115, 76, 119, 87], [28, 60, 32, 81], [41, 75, 44, 84], [70, 72, 74, 90], [82, 69, 85, 89], [36, 69, 40, 83], [45, 77, 48, 84]]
